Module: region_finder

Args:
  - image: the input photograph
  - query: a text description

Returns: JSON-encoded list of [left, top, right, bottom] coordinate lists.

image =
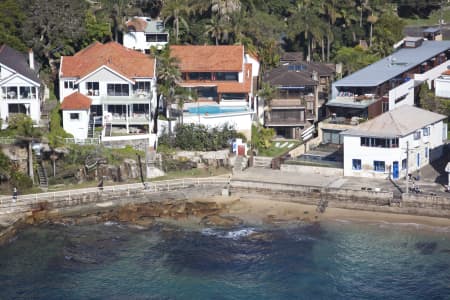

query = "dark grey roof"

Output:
[[280, 52, 304, 62], [334, 40, 450, 87], [423, 27, 441, 33], [0, 45, 40, 83], [264, 62, 334, 87]]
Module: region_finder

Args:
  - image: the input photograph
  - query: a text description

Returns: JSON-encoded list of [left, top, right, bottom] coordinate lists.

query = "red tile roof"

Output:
[[60, 42, 155, 79], [61, 92, 92, 110], [170, 45, 244, 72], [179, 64, 253, 94], [443, 70, 450, 75]]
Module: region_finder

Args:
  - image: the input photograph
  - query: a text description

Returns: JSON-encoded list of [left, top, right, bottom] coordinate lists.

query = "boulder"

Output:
[[200, 214, 243, 227]]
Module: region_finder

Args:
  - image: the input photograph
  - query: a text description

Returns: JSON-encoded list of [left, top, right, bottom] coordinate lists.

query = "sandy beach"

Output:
[[206, 196, 450, 229]]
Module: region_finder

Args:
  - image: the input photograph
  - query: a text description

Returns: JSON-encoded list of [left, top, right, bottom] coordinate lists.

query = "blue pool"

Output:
[[187, 106, 248, 114]]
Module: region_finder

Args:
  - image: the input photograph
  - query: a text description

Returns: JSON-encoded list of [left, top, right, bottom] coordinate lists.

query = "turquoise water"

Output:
[[188, 106, 248, 114], [0, 220, 449, 299]]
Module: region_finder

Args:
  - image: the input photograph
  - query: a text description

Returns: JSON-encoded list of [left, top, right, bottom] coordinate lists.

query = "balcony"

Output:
[[319, 116, 364, 132], [327, 94, 379, 109]]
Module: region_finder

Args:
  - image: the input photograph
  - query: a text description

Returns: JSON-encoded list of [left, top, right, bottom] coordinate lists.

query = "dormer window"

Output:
[[64, 80, 75, 89]]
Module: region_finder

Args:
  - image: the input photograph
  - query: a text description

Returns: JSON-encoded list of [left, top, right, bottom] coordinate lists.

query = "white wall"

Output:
[[62, 109, 90, 139], [183, 111, 253, 140], [388, 79, 415, 110], [414, 60, 450, 88], [343, 120, 445, 179], [0, 63, 14, 80], [123, 31, 168, 52], [0, 75, 41, 123], [435, 76, 450, 98]]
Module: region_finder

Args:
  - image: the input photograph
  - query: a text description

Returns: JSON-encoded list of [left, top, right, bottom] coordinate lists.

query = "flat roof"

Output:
[[334, 40, 450, 87]]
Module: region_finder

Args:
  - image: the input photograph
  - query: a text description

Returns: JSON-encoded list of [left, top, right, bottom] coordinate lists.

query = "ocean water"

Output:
[[0, 220, 449, 300]]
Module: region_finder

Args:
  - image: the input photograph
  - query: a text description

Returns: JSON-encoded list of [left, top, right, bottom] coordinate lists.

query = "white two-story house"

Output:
[[59, 41, 157, 139], [123, 17, 169, 53], [0, 45, 41, 127], [341, 105, 447, 179]]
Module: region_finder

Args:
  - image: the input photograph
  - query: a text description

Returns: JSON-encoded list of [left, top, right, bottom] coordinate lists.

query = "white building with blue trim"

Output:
[[341, 105, 447, 179]]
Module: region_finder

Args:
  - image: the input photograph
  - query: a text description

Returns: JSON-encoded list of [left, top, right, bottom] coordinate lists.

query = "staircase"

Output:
[[85, 156, 98, 174], [316, 195, 328, 213], [35, 155, 48, 190], [253, 156, 273, 168], [40, 99, 58, 132], [87, 119, 95, 138], [233, 156, 248, 173]]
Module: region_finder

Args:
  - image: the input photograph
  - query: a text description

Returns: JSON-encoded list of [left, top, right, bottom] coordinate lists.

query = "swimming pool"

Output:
[[187, 106, 248, 114]]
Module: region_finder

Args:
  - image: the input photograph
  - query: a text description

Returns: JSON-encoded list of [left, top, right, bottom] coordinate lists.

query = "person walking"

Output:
[[12, 187, 17, 202]]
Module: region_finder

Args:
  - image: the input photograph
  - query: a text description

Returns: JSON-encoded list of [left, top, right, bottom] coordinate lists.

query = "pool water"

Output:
[[187, 106, 248, 114]]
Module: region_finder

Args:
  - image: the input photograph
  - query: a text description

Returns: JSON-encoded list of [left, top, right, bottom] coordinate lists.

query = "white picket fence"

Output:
[[0, 176, 231, 215]]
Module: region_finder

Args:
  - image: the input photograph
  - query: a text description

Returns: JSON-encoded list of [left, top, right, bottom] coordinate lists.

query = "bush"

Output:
[[159, 123, 244, 151]]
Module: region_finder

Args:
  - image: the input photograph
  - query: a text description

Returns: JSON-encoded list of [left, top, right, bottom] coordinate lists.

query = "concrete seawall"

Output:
[[230, 180, 450, 218]]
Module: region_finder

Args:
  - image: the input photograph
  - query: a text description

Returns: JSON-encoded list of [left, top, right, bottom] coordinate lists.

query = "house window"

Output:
[[352, 159, 362, 170], [188, 72, 212, 80], [86, 82, 99, 96], [64, 81, 75, 89], [216, 72, 238, 81], [19, 87, 36, 99], [146, 34, 168, 42], [425, 147, 428, 159], [402, 158, 407, 170], [134, 82, 151, 94], [8, 103, 27, 114], [2, 86, 18, 99], [417, 153, 420, 167], [373, 161, 385, 172], [413, 131, 421, 140], [423, 127, 430, 136], [107, 84, 129, 96], [70, 113, 79, 120], [382, 102, 389, 112]]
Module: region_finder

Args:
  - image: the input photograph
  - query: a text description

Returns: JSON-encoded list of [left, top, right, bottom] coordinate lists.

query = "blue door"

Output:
[[393, 161, 399, 179]]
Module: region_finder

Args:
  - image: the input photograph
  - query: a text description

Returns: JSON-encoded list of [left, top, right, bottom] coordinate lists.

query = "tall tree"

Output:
[[96, 0, 140, 42], [161, 0, 191, 43], [152, 46, 182, 134], [204, 15, 228, 45], [23, 0, 89, 76], [0, 0, 27, 51]]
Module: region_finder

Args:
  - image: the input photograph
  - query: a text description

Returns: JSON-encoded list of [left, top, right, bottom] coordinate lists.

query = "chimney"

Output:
[[28, 49, 34, 70]]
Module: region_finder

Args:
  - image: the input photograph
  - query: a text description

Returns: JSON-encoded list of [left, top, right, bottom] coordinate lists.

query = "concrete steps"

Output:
[[253, 156, 272, 168], [233, 156, 248, 173]]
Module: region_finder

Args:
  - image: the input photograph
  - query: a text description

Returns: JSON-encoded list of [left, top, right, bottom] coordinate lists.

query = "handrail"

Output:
[[0, 175, 231, 214]]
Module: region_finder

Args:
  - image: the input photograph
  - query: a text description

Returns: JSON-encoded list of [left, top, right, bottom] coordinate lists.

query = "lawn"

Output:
[[258, 141, 300, 157]]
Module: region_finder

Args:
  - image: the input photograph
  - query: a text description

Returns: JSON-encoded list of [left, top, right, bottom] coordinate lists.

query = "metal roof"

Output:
[[341, 105, 446, 138], [334, 40, 450, 87], [423, 27, 441, 33]]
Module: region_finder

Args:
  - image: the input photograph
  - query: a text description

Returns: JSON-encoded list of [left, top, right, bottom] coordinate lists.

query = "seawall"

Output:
[[230, 180, 450, 218]]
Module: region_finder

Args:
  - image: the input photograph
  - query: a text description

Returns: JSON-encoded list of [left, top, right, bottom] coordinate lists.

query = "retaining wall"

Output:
[[230, 179, 450, 218], [280, 164, 343, 177]]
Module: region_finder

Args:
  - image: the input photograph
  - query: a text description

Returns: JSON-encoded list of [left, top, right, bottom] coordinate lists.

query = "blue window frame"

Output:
[[352, 159, 362, 170], [401, 158, 407, 170], [374, 161, 385, 172]]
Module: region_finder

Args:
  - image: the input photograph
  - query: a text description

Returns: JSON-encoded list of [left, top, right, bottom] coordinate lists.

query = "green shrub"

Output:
[[159, 123, 243, 151]]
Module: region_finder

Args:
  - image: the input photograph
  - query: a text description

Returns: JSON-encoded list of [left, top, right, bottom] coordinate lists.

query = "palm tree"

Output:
[[211, 0, 241, 22], [161, 0, 191, 43], [153, 47, 182, 135], [97, 0, 140, 42], [204, 15, 228, 45]]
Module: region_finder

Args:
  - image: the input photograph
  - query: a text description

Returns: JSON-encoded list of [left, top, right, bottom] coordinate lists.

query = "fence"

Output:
[[64, 138, 101, 145], [0, 176, 231, 215]]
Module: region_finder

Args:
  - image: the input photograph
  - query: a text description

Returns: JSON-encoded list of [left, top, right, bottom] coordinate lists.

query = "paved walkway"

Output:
[[233, 167, 449, 197]]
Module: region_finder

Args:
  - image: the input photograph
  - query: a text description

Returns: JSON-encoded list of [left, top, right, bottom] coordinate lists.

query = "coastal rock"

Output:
[[200, 214, 243, 227]]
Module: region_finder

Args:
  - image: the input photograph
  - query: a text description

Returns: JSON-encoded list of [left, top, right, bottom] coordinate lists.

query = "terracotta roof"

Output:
[[60, 42, 155, 79], [442, 70, 450, 75], [179, 64, 252, 94], [61, 92, 92, 110], [170, 45, 244, 72]]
